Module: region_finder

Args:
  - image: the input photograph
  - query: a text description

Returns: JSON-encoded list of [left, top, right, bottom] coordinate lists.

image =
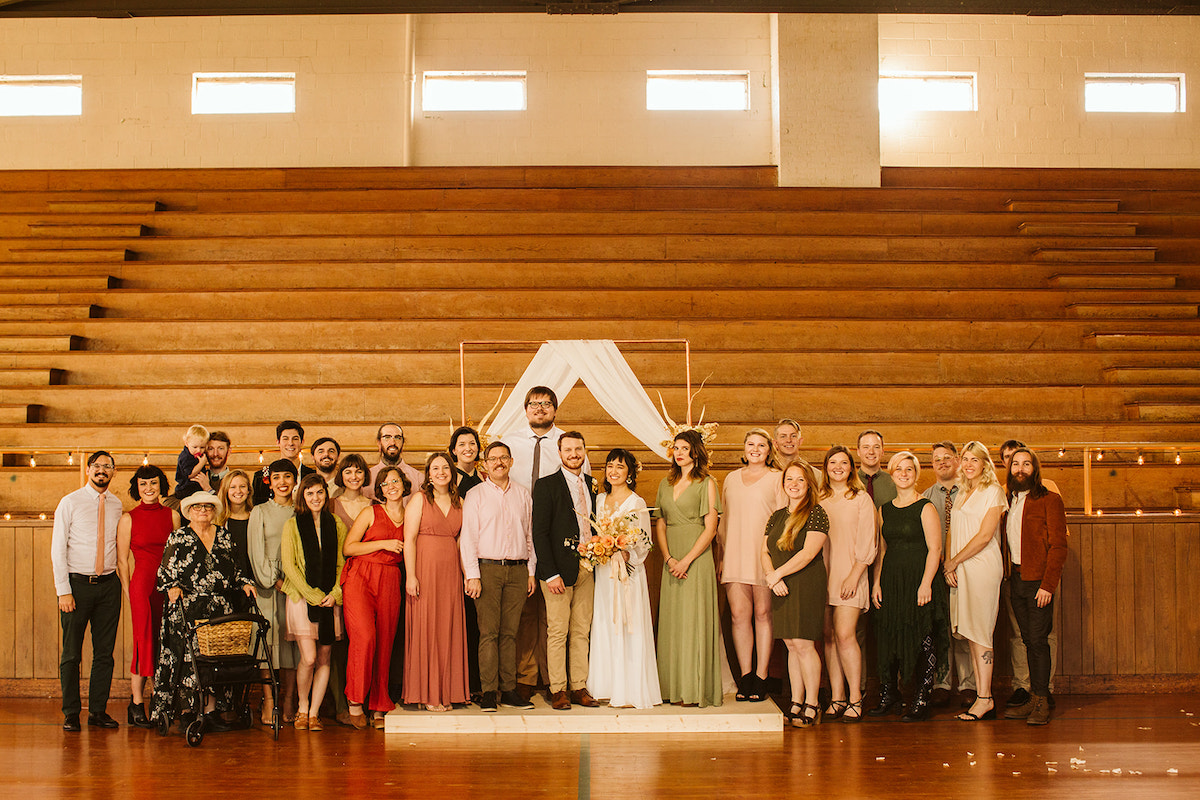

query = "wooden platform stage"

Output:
[[384, 692, 782, 734], [2, 694, 1197, 798]]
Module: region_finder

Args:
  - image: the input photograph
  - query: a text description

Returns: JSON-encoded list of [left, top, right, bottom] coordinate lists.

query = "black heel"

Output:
[[127, 701, 152, 729], [841, 699, 864, 723]]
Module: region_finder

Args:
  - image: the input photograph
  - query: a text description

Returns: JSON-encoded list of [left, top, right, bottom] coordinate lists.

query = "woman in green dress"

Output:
[[654, 430, 724, 707], [761, 459, 829, 727], [869, 451, 948, 722]]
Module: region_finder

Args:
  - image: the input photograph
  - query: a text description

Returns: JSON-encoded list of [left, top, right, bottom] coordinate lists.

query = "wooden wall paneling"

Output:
[[13, 525, 34, 679], [1152, 522, 1178, 673], [1058, 522, 1083, 676], [1132, 520, 1158, 675], [1175, 522, 1199, 673], [1078, 521, 1095, 675], [0, 527, 15, 676], [1114, 522, 1137, 675], [1091, 522, 1117, 674], [32, 527, 57, 679]]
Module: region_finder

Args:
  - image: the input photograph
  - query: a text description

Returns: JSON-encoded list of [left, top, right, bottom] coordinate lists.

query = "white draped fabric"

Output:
[[484, 340, 671, 459]]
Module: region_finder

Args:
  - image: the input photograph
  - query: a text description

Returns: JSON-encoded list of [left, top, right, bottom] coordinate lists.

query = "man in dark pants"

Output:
[[51, 450, 124, 731], [1002, 448, 1068, 726]]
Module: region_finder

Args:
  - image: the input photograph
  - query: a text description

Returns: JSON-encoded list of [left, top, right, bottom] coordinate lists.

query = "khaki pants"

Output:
[[516, 585, 548, 686], [541, 569, 595, 694], [1002, 576, 1057, 692]]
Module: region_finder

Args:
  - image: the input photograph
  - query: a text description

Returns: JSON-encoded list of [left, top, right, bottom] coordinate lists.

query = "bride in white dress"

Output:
[[587, 449, 662, 709]]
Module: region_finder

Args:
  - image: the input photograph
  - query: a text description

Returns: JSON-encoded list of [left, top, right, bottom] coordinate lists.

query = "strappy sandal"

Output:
[[746, 675, 767, 702], [823, 699, 848, 720], [957, 696, 996, 721], [791, 703, 822, 728], [735, 674, 753, 702], [785, 702, 802, 721], [840, 699, 863, 723]]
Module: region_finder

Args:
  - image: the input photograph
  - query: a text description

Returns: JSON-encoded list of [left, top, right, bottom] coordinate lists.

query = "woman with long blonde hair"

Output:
[[943, 441, 1007, 722], [761, 460, 828, 727]]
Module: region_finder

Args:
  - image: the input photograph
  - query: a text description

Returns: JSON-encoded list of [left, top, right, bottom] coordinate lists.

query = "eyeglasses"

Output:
[[379, 434, 404, 442], [190, 504, 215, 512], [484, 456, 512, 465], [90, 463, 115, 471], [526, 401, 554, 410]]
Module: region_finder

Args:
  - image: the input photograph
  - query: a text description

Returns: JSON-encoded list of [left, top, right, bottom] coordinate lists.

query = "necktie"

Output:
[[531, 435, 545, 488], [570, 474, 589, 541], [943, 489, 954, 559], [95, 493, 107, 576], [865, 473, 875, 501]]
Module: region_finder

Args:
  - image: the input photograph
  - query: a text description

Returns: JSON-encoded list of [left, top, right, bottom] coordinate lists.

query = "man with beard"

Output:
[[1000, 449, 1067, 726], [51, 451, 124, 731], [251, 420, 316, 504], [367, 423, 421, 500], [532, 432, 600, 710], [199, 431, 232, 492], [501, 386, 591, 700], [923, 441, 975, 708], [998, 439, 1060, 711], [310, 437, 341, 494]]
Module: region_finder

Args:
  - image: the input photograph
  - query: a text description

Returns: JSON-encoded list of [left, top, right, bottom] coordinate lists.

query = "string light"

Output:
[[1135, 509, 1143, 516], [1058, 447, 1066, 458], [1175, 508, 1183, 516], [29, 455, 36, 468], [38, 513, 46, 520], [259, 451, 264, 464], [1096, 450, 1104, 461], [3, 513, 9, 521], [1137, 453, 1145, 465], [142, 454, 149, 466], [67, 453, 74, 465], [1176, 452, 1183, 465], [1095, 509, 1103, 516]]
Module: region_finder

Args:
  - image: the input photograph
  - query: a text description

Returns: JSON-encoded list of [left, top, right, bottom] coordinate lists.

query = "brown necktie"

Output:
[[943, 489, 954, 559], [531, 435, 545, 488], [94, 493, 107, 576]]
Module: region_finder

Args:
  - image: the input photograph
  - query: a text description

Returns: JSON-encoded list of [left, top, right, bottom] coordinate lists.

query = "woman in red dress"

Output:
[[116, 464, 180, 728], [341, 467, 409, 729], [403, 453, 468, 712]]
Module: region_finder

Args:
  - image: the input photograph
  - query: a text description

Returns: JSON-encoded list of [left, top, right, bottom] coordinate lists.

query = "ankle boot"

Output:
[[868, 663, 902, 716], [127, 701, 152, 729], [902, 635, 936, 722]]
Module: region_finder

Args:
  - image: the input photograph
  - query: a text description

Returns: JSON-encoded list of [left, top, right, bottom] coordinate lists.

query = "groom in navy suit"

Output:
[[532, 431, 601, 710]]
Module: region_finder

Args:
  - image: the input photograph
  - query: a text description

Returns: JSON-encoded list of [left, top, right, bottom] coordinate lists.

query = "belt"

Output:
[[70, 572, 118, 584], [478, 558, 527, 566]]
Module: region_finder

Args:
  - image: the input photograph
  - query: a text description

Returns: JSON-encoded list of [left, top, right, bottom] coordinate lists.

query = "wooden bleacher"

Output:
[[1, 165, 1198, 517]]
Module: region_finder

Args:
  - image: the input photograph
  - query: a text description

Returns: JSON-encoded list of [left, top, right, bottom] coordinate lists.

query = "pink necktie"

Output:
[[95, 493, 107, 575]]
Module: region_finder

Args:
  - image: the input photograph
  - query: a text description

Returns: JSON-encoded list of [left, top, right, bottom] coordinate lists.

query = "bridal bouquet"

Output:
[[570, 511, 651, 574]]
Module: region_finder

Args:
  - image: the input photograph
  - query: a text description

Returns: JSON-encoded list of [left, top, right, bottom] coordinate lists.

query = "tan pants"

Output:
[[1002, 576, 1058, 692], [933, 634, 976, 692], [516, 585, 548, 686], [541, 569, 595, 694]]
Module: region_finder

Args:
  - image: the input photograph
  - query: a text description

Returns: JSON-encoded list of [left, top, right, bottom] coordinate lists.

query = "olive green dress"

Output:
[[765, 505, 829, 641], [653, 476, 723, 707]]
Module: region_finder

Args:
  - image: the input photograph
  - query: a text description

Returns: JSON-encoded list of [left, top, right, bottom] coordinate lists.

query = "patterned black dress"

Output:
[[150, 525, 253, 724]]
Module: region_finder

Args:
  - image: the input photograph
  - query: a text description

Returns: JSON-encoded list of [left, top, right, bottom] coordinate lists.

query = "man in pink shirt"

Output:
[[460, 441, 537, 712]]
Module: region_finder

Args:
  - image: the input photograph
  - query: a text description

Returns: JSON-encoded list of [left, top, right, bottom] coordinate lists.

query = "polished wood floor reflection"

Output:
[[1, 694, 1198, 799]]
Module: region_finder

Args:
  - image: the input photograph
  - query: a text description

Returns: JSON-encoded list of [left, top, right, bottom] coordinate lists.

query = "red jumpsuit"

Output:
[[341, 505, 405, 712]]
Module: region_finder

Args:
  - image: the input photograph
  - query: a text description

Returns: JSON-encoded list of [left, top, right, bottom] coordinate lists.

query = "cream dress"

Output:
[[948, 483, 1007, 648]]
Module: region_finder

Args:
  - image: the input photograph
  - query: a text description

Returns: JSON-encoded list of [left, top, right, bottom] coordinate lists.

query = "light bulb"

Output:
[[1137, 453, 1144, 465], [39, 513, 46, 520], [1058, 448, 1066, 458], [1175, 508, 1183, 516], [1135, 509, 1143, 516], [1095, 509, 1103, 516], [67, 453, 74, 465], [259, 451, 264, 464], [1096, 450, 1104, 461], [29, 456, 36, 468], [1176, 453, 1183, 465], [3, 513, 10, 520], [142, 454, 149, 466]]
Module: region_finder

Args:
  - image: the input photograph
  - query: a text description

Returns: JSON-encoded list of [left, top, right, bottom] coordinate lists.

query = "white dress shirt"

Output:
[[51, 483, 123, 596], [1007, 490, 1027, 566], [501, 425, 592, 494], [460, 478, 536, 580]]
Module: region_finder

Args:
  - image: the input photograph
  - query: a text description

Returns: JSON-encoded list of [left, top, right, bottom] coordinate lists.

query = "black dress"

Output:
[[150, 525, 253, 723], [876, 499, 950, 682], [765, 505, 829, 642]]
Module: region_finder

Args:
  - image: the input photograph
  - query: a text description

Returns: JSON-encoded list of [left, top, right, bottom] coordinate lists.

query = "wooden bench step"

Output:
[[0, 335, 81, 352], [1033, 247, 1157, 262], [5, 248, 133, 263], [0, 404, 37, 423], [1126, 401, 1200, 421], [1069, 303, 1199, 319], [1105, 367, 1200, 385], [1088, 332, 1200, 350], [0, 369, 61, 386], [28, 223, 148, 238], [0, 305, 97, 321], [0, 275, 115, 291], [45, 200, 161, 214], [1019, 222, 1138, 236], [1050, 273, 1177, 289], [1007, 200, 1121, 213]]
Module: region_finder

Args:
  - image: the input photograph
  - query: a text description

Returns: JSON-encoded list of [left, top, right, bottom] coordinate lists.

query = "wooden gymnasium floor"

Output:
[[1, 694, 1197, 798]]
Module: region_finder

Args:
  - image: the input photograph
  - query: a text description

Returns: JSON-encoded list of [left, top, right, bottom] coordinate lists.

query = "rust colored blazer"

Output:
[[1002, 489, 1069, 594]]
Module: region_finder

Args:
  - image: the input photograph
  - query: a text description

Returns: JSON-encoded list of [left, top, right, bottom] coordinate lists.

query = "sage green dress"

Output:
[[653, 476, 724, 707]]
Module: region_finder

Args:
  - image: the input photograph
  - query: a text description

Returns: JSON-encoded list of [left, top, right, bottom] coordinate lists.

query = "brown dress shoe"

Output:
[[293, 714, 308, 730], [551, 691, 572, 710], [348, 712, 369, 730], [1026, 695, 1050, 726], [1004, 697, 1035, 719], [571, 689, 601, 708], [308, 715, 323, 731]]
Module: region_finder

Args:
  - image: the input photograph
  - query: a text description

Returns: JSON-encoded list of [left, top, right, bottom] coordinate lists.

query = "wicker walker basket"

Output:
[[195, 618, 254, 657]]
